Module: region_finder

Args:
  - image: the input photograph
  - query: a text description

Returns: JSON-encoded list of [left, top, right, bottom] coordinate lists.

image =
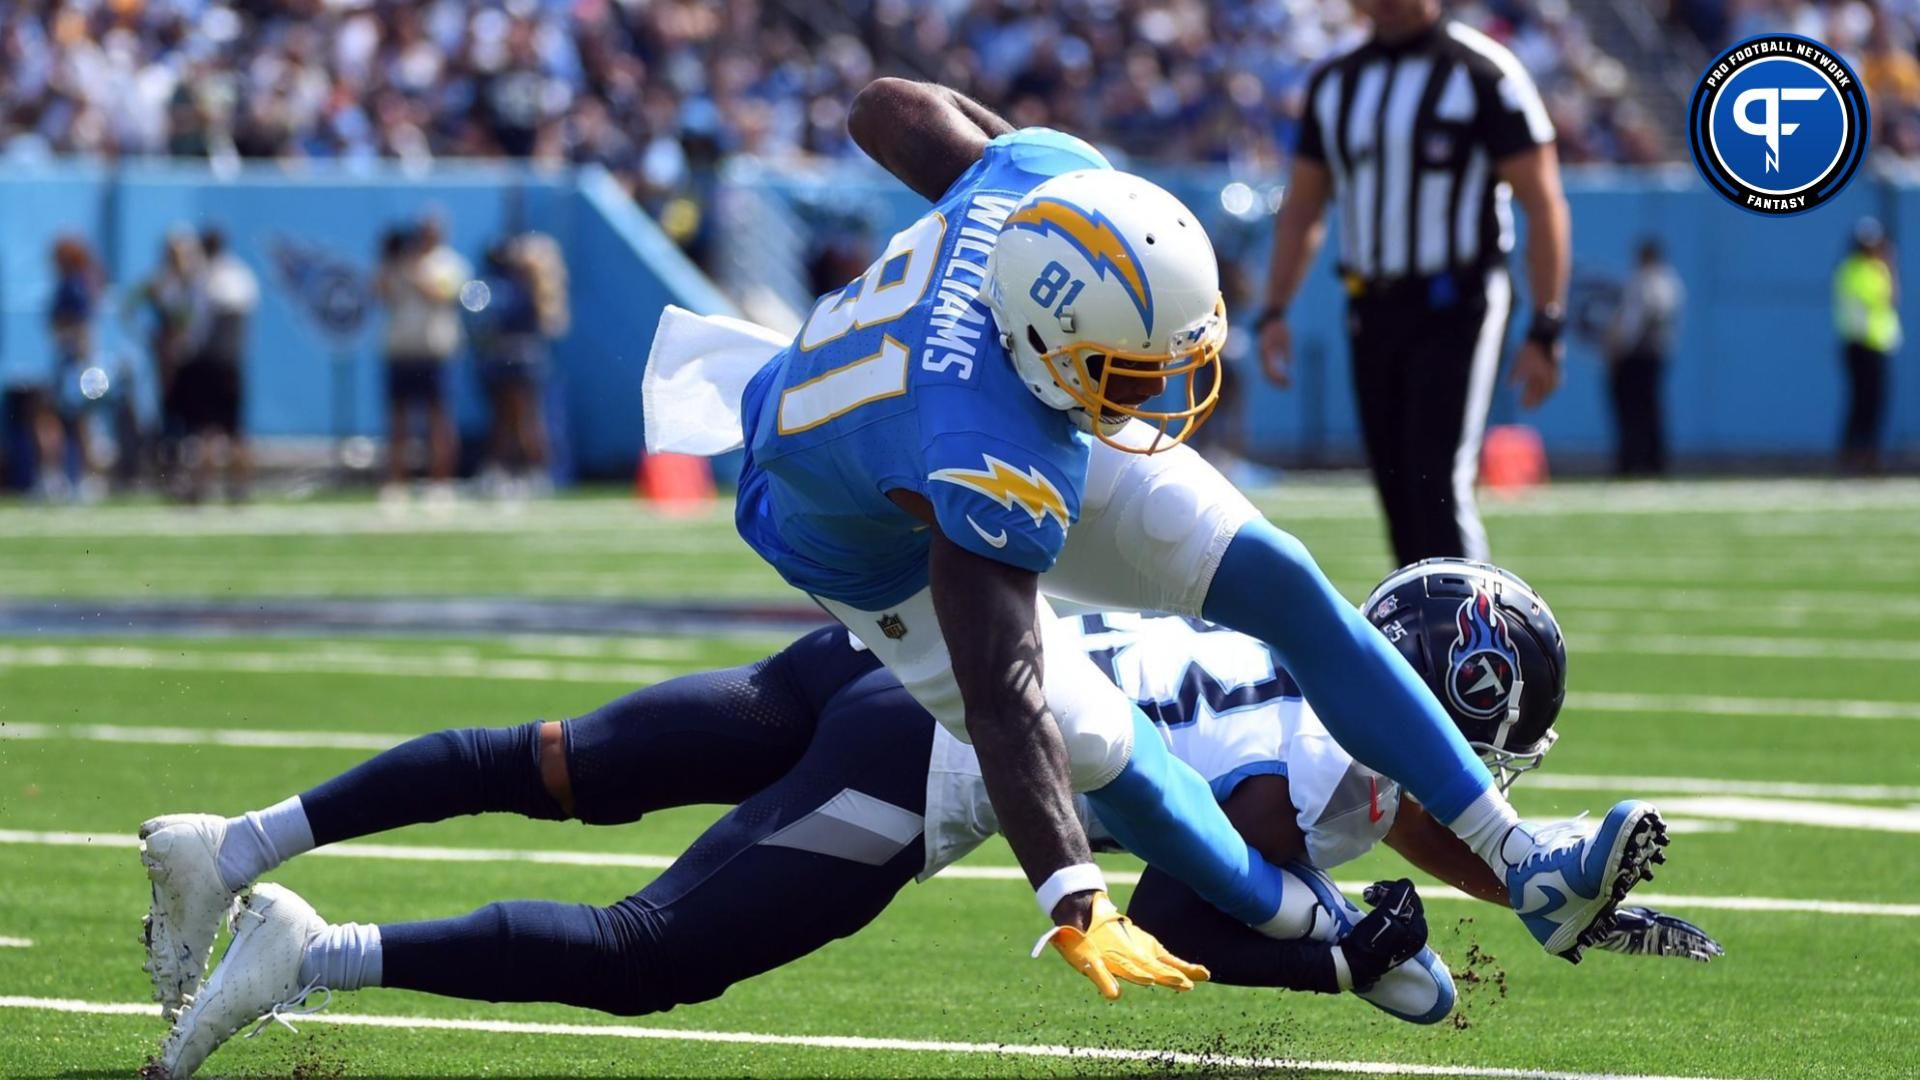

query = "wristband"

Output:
[[1526, 306, 1565, 351], [1035, 862, 1108, 918], [1255, 307, 1287, 332]]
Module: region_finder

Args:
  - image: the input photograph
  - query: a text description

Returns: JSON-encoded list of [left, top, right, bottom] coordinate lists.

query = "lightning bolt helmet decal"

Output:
[[1005, 197, 1155, 335]]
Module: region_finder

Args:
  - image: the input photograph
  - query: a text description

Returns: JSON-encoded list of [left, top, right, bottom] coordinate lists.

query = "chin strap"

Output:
[[1476, 729, 1559, 794], [1478, 672, 1561, 795]]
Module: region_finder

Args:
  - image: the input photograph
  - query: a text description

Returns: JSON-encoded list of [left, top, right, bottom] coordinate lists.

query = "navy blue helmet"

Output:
[[1362, 559, 1568, 792]]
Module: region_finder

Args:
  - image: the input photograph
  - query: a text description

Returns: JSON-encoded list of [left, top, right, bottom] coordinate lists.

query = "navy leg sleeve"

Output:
[[1085, 708, 1288, 926], [565, 626, 880, 824], [301, 721, 562, 847], [1202, 519, 1493, 821], [300, 628, 876, 844], [381, 668, 932, 1015]]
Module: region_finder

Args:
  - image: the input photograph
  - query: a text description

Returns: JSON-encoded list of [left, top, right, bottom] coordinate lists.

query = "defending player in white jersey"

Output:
[[136, 561, 1715, 1076]]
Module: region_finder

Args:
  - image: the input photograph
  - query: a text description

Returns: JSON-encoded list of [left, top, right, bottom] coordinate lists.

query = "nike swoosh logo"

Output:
[[966, 515, 1008, 549], [1516, 883, 1569, 920]]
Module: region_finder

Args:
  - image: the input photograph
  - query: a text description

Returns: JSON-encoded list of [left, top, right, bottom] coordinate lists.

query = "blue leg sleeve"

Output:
[[1200, 518, 1494, 822], [1085, 708, 1288, 926]]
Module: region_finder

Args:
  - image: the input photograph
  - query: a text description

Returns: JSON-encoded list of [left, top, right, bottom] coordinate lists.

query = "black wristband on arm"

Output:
[[1526, 307, 1565, 351], [1255, 307, 1287, 333]]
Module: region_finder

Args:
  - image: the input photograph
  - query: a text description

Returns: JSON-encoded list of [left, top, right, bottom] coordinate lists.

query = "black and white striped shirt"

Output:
[[1295, 19, 1555, 286]]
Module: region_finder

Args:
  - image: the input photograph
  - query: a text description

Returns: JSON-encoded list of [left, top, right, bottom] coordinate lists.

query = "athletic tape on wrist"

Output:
[[1035, 863, 1107, 918]]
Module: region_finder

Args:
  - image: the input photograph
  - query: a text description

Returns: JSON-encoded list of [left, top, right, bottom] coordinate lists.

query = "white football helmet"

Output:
[[985, 170, 1226, 453]]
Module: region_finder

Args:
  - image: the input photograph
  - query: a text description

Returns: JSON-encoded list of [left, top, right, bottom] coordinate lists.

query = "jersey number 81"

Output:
[[779, 213, 948, 435]]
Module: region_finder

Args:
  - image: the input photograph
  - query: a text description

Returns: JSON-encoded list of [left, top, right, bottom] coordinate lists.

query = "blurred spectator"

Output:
[[3, 238, 84, 497], [468, 232, 567, 499], [176, 227, 258, 503], [129, 230, 206, 491], [1862, 10, 1920, 157], [1834, 218, 1901, 475], [0, 0, 1666, 257], [1605, 239, 1685, 478], [375, 214, 469, 504], [49, 234, 107, 500]]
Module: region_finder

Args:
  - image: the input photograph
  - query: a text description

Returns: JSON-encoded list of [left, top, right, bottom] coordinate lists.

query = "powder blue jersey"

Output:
[[735, 129, 1111, 609]]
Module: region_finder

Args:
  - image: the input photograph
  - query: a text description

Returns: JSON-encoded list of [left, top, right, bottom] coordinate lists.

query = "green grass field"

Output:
[[2, 479, 1918, 1078]]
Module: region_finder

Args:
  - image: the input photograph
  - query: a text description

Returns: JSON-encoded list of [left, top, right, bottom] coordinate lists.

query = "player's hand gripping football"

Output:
[[1031, 892, 1210, 1000]]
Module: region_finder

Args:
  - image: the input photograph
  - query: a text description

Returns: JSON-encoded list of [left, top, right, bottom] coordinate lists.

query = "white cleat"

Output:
[[140, 814, 239, 1019], [146, 883, 329, 1080]]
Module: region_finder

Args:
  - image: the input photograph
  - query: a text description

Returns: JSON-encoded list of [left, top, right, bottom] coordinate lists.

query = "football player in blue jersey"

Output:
[[137, 561, 1714, 1076], [713, 78, 1669, 992]]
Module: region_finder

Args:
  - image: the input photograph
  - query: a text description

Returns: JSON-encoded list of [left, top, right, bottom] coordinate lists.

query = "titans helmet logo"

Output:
[[1005, 198, 1155, 334], [1446, 591, 1520, 722]]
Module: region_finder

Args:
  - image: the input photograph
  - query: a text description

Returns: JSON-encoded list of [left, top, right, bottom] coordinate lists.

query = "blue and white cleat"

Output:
[[1287, 863, 1456, 1025], [1505, 799, 1670, 961]]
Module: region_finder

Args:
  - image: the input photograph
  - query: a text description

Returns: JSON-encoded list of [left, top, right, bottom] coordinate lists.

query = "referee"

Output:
[[1258, 0, 1571, 566]]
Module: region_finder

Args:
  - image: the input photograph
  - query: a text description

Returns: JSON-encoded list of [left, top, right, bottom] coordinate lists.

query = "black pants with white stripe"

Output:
[[1347, 268, 1510, 568]]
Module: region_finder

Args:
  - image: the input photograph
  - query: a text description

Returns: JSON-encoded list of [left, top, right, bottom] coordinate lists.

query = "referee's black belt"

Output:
[[1343, 268, 1495, 310]]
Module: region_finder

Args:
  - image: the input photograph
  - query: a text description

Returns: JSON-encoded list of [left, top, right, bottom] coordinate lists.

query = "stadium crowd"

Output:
[[10, 1, 1920, 200], [0, 1, 1663, 222]]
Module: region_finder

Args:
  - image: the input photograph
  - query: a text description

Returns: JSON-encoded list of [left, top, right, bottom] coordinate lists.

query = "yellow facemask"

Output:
[[1035, 299, 1227, 454]]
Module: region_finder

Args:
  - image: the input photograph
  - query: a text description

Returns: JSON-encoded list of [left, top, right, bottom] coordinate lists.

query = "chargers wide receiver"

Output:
[[715, 78, 1669, 990], [136, 561, 1714, 1077]]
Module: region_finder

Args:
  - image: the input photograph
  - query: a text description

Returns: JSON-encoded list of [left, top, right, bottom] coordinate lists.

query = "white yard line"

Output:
[[0, 644, 669, 687], [0, 481, 1916, 541], [0, 721, 402, 751], [1528, 774, 1920, 802], [1652, 797, 1920, 834], [0, 937, 30, 948], [1577, 634, 1920, 663], [1548, 586, 1920, 621], [6, 645, 1918, 724], [1569, 691, 1920, 722], [6, 720, 1905, 808], [2, 722, 1907, 807], [0, 994, 1765, 1080], [2, 829, 1909, 918]]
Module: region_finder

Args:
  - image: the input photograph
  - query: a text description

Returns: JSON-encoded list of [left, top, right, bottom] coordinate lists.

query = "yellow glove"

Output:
[[1031, 892, 1211, 1000]]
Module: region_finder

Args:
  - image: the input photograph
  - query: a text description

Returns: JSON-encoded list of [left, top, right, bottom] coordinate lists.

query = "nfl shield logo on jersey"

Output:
[[1446, 592, 1519, 721], [877, 613, 908, 640]]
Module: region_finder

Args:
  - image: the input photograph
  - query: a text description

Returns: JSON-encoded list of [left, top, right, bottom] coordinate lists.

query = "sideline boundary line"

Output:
[[0, 995, 1760, 1080]]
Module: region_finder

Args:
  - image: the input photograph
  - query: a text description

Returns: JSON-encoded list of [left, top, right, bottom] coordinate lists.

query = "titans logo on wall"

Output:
[[1688, 34, 1869, 217], [1446, 592, 1519, 723]]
